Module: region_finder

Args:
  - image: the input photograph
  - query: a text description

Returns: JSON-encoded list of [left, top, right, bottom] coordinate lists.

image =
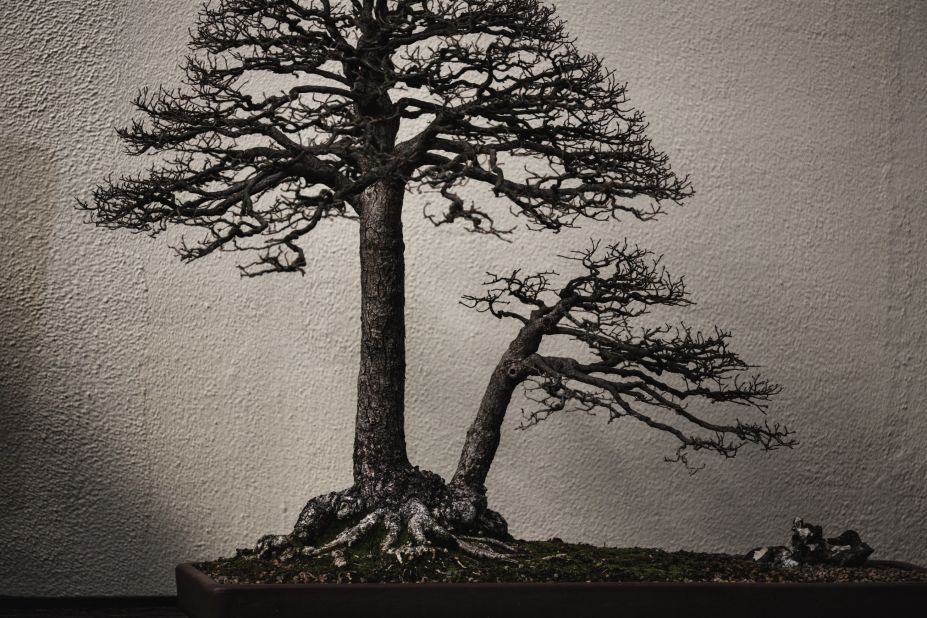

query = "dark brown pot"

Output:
[[176, 563, 927, 618]]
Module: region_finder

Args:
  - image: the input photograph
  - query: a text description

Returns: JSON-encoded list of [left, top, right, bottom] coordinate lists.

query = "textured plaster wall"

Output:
[[2, 0, 926, 596]]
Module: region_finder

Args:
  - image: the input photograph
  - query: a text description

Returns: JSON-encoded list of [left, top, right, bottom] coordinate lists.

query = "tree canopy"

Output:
[[81, 0, 690, 275]]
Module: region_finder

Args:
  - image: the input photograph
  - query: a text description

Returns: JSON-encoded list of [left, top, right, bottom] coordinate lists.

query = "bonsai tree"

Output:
[[81, 0, 792, 560]]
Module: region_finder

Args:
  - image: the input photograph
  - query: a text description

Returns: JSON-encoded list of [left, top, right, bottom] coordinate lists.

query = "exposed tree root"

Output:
[[248, 469, 514, 563]]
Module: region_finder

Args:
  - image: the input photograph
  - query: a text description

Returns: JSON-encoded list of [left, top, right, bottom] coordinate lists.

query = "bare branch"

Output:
[[458, 240, 792, 479], [82, 1, 692, 275]]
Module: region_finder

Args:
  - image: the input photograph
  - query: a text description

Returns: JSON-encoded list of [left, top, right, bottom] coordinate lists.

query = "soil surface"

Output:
[[199, 539, 927, 584]]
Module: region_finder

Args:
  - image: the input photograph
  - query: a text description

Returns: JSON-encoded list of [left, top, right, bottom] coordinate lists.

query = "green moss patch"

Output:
[[199, 539, 927, 584]]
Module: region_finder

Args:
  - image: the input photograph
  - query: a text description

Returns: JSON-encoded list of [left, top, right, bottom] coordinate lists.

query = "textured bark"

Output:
[[354, 180, 411, 494], [250, 468, 512, 562], [452, 324, 544, 489]]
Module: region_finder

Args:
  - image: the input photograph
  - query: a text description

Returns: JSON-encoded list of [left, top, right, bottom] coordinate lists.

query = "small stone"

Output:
[[749, 519, 875, 568], [332, 550, 348, 569], [780, 556, 800, 569], [748, 545, 795, 567], [790, 518, 827, 563], [826, 530, 873, 567]]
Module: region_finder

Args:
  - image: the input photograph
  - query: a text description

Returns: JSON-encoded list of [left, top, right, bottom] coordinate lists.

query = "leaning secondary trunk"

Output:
[[452, 324, 544, 489], [354, 179, 411, 493]]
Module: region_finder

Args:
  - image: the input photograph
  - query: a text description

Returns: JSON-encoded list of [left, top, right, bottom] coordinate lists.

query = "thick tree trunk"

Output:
[[353, 179, 411, 494], [452, 325, 544, 489], [267, 179, 515, 559]]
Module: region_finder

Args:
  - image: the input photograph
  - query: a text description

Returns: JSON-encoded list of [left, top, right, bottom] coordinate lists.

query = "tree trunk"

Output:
[[354, 179, 411, 494], [452, 325, 544, 490]]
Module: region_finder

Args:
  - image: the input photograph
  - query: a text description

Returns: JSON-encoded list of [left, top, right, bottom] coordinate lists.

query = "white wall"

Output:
[[1, 0, 925, 595]]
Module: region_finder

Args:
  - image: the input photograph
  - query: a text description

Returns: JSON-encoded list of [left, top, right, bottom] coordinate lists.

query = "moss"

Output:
[[198, 538, 927, 584]]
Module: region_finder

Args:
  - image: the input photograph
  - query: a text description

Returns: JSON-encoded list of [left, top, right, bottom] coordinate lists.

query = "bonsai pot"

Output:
[[176, 562, 927, 618]]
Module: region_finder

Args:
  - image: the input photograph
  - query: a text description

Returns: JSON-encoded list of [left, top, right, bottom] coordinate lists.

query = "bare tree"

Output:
[[78, 0, 778, 560], [454, 241, 793, 491]]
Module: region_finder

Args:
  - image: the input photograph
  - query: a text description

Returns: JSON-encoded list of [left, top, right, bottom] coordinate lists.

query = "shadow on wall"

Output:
[[0, 139, 190, 596]]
